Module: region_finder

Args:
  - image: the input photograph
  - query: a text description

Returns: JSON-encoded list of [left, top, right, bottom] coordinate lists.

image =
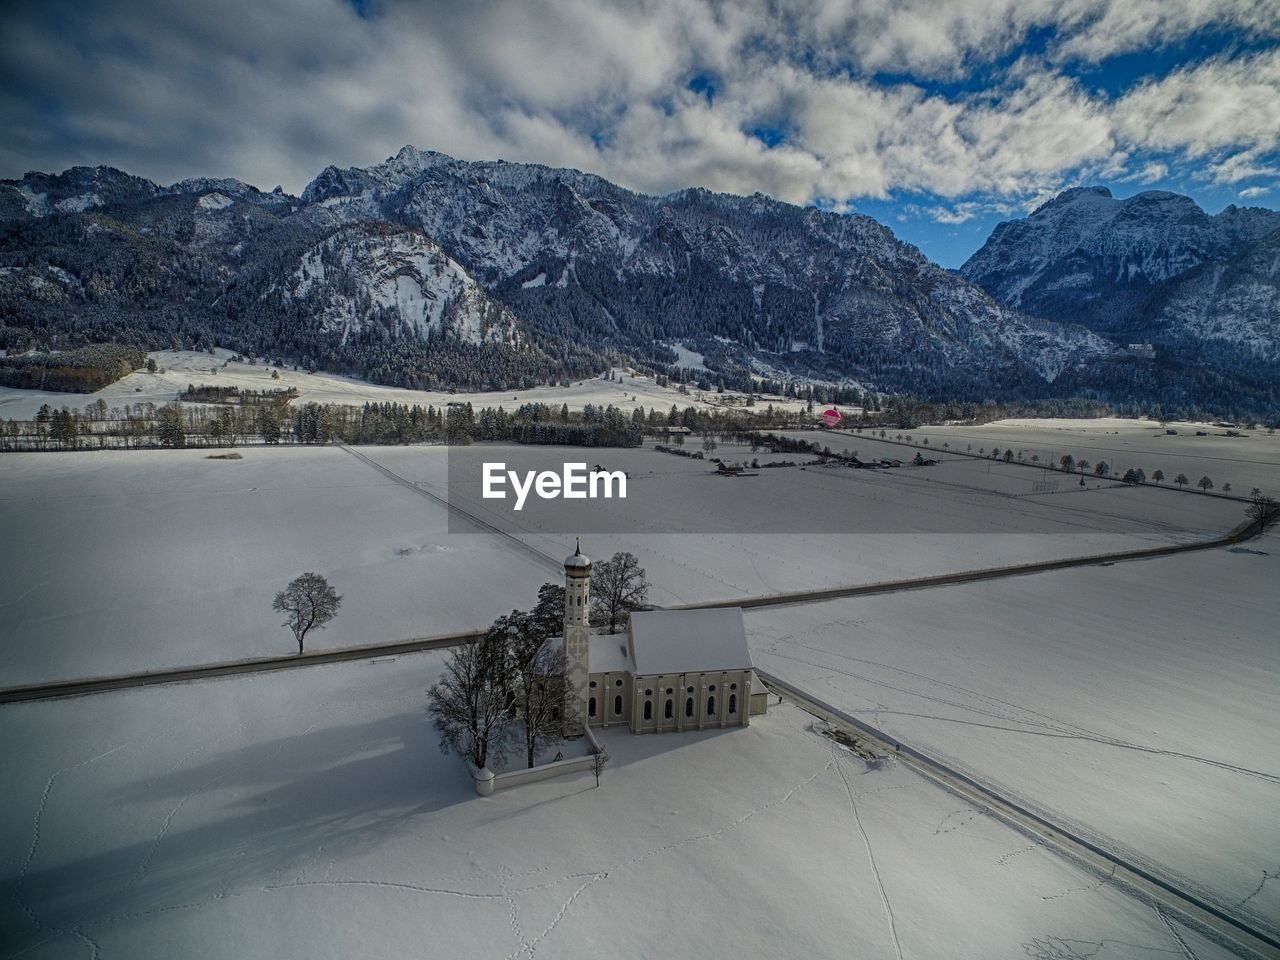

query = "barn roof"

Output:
[[628, 607, 752, 676]]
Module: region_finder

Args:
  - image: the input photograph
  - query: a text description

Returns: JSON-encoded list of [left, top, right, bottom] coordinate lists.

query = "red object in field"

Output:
[[821, 407, 842, 427]]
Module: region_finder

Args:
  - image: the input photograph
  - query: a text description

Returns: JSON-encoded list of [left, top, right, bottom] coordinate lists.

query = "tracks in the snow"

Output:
[[333, 442, 565, 575], [759, 669, 1280, 960]]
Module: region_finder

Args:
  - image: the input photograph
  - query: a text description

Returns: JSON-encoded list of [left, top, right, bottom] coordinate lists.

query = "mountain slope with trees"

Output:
[[960, 187, 1280, 414], [2, 153, 1274, 414]]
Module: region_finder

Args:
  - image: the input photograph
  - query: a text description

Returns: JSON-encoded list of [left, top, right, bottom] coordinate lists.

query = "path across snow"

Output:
[[746, 533, 1280, 937]]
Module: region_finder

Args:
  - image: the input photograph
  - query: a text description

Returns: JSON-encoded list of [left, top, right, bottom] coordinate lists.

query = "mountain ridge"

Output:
[[960, 185, 1280, 349], [2, 151, 1274, 414]]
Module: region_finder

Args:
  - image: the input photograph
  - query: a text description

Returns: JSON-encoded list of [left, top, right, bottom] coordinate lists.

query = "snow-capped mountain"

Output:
[[959, 187, 1280, 362], [296, 146, 1113, 391], [9, 151, 1278, 412], [1145, 227, 1280, 360], [0, 166, 160, 219], [0, 166, 296, 221], [272, 224, 522, 347]]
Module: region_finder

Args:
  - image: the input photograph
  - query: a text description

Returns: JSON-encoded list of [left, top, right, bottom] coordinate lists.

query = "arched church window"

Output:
[[729, 694, 737, 714], [644, 700, 653, 721], [614, 695, 623, 716], [685, 697, 694, 718], [707, 695, 716, 716], [589, 697, 597, 718], [664, 699, 673, 719]]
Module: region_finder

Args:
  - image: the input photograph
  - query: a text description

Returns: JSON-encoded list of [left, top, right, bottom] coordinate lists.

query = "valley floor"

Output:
[[0, 429, 1274, 958], [0, 442, 1244, 686], [0, 660, 1243, 960]]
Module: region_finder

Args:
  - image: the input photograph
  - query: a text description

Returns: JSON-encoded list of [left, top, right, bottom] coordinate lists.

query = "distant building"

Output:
[[1127, 343, 1156, 359], [557, 544, 767, 736]]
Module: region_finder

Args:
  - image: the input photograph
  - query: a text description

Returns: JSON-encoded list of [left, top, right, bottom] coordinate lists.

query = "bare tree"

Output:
[[273, 572, 341, 654], [498, 610, 567, 769], [590, 746, 610, 788], [591, 551, 650, 633], [1197, 475, 1214, 493], [428, 630, 513, 771], [1174, 473, 1189, 489], [1247, 494, 1278, 531], [1152, 469, 1164, 484]]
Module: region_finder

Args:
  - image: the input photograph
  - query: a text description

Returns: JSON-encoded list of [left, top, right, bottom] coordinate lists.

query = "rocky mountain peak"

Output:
[[960, 183, 1280, 375]]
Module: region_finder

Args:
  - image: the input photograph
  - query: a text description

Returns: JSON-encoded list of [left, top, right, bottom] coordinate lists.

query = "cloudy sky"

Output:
[[2, 0, 1278, 265]]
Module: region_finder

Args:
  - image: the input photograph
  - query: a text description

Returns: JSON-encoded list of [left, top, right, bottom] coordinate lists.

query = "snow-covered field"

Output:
[[0, 349, 803, 421], [0, 656, 1240, 960], [746, 532, 1280, 935], [915, 418, 1280, 498], [0, 443, 1246, 686], [0, 447, 553, 686], [1, 420, 1274, 958], [383, 440, 1244, 595]]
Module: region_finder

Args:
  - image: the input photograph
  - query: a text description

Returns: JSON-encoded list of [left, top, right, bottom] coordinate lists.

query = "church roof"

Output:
[[628, 608, 752, 676], [589, 632, 635, 674]]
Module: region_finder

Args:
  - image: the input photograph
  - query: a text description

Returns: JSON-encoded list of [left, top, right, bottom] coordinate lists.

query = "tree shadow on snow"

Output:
[[3, 709, 476, 950]]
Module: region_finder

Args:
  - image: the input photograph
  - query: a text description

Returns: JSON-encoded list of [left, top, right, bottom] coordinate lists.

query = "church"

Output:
[[558, 543, 768, 736]]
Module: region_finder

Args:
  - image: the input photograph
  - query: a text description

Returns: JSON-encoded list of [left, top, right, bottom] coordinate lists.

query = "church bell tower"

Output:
[[562, 538, 591, 737]]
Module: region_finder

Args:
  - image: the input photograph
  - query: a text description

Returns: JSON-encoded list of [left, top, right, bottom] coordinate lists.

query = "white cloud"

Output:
[[920, 199, 1020, 224], [0, 0, 1277, 218], [1238, 185, 1271, 199], [1120, 162, 1169, 183], [1111, 48, 1280, 159], [927, 204, 981, 224], [1201, 150, 1280, 185], [1051, 0, 1279, 63]]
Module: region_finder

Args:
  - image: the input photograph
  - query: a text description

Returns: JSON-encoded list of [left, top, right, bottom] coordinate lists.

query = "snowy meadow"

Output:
[[746, 533, 1280, 936], [0, 427, 1273, 959], [0, 442, 1245, 684], [0, 658, 1244, 960]]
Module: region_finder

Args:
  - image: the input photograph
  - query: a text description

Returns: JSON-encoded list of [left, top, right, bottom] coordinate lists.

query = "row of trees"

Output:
[[753, 431, 1276, 509], [1, 399, 291, 450], [2, 391, 821, 451]]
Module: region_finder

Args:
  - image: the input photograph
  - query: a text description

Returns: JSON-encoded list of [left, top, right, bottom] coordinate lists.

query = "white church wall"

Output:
[[609, 668, 754, 732], [589, 672, 633, 728]]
